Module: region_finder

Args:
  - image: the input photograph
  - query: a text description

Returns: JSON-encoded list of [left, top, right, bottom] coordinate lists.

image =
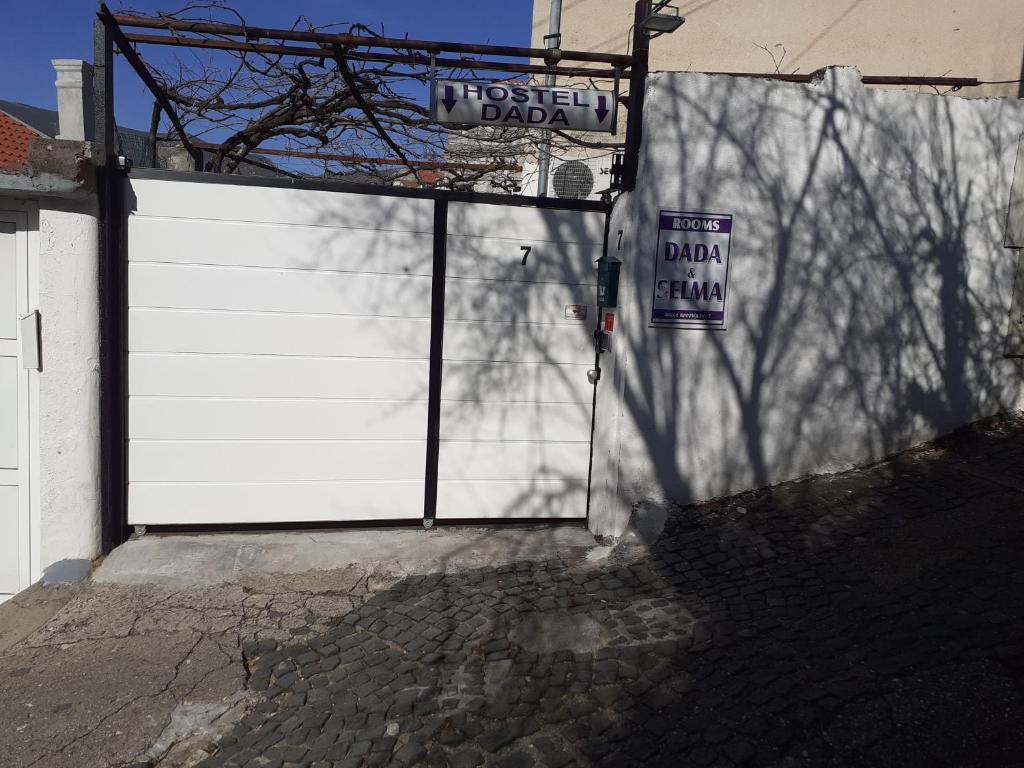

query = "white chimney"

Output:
[[52, 60, 95, 141]]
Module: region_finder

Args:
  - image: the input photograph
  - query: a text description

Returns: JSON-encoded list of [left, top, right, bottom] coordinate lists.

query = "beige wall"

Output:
[[532, 0, 1024, 98]]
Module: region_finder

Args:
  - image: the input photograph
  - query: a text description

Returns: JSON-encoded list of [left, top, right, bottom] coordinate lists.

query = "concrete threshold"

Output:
[[94, 525, 600, 587]]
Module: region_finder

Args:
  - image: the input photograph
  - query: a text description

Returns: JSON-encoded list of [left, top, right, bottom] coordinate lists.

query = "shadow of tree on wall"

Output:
[[614, 69, 1023, 510]]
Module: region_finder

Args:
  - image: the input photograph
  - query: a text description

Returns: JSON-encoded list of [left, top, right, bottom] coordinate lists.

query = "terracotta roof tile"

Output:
[[0, 111, 42, 172], [398, 169, 443, 187]]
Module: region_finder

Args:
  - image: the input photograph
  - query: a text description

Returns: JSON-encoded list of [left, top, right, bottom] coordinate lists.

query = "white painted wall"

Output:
[[37, 197, 101, 566], [592, 68, 1024, 536], [0, 195, 100, 575]]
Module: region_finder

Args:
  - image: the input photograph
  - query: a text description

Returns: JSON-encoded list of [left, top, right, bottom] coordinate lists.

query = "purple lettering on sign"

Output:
[[650, 209, 734, 331], [658, 213, 732, 234], [651, 309, 725, 321], [433, 80, 617, 134]]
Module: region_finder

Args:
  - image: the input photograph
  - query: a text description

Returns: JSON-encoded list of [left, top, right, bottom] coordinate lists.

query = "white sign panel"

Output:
[[433, 80, 616, 133], [650, 210, 733, 330]]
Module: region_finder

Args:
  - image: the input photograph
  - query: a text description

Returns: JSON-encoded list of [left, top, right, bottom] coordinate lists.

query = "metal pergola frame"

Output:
[[96, 3, 635, 177]]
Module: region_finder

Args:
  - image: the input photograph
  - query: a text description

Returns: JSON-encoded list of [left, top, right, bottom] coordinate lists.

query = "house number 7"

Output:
[[520, 245, 532, 266]]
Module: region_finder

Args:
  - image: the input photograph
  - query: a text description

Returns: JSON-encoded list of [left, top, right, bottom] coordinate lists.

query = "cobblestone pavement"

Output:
[[4, 416, 1024, 768], [195, 416, 1024, 768]]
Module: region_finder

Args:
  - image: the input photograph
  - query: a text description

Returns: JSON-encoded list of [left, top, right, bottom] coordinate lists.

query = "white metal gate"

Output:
[[437, 202, 603, 519], [126, 178, 434, 524], [125, 174, 605, 526]]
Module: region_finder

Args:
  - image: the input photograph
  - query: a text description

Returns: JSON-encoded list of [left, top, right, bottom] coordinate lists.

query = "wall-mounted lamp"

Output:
[[639, 2, 685, 37]]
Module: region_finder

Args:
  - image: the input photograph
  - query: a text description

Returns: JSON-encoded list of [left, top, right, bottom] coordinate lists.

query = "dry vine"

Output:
[[118, 1, 625, 191]]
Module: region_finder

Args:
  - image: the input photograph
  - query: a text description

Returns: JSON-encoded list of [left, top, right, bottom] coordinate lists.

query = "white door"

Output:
[[0, 218, 30, 598], [437, 202, 604, 519], [126, 178, 434, 525]]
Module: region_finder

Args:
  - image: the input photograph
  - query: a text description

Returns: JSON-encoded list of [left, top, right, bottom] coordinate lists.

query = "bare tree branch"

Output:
[[331, 44, 413, 174], [113, 1, 619, 191]]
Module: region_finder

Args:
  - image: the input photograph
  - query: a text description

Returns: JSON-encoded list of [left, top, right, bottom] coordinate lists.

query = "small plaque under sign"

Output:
[[565, 304, 588, 321]]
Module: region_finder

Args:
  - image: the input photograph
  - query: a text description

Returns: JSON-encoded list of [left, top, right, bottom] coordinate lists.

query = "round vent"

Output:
[[552, 160, 594, 200]]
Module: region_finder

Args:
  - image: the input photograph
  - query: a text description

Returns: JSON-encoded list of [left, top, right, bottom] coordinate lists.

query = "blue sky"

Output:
[[0, 1, 535, 132]]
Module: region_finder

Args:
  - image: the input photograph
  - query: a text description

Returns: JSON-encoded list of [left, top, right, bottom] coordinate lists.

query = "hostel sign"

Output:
[[432, 80, 617, 133], [650, 210, 733, 330]]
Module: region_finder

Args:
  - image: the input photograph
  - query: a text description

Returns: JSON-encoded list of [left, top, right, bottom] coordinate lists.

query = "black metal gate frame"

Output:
[[99, 165, 610, 548]]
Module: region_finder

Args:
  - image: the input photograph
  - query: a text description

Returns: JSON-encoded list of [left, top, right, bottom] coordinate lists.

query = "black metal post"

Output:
[[423, 199, 448, 528], [99, 4, 202, 169], [622, 0, 650, 191], [95, 16, 129, 551], [585, 208, 614, 519], [1018, 46, 1024, 99]]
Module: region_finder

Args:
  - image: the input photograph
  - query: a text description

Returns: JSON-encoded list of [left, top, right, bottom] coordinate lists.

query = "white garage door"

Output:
[[125, 175, 606, 527], [437, 202, 604, 520], [126, 178, 434, 525]]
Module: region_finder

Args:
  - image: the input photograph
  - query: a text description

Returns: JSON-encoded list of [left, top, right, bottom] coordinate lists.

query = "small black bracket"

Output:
[[610, 154, 625, 191]]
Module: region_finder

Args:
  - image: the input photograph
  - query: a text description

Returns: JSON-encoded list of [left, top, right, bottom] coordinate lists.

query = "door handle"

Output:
[[19, 311, 40, 371]]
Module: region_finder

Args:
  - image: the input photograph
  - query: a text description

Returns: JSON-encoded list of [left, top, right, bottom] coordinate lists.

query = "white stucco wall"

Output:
[[592, 68, 1024, 535], [37, 197, 101, 567]]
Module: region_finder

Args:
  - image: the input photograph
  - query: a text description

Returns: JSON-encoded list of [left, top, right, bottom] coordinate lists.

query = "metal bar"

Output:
[[1018, 46, 1024, 99], [429, 54, 438, 117], [114, 32, 985, 87], [585, 207, 613, 520], [612, 67, 621, 136], [94, 16, 130, 552], [702, 71, 982, 87], [200, 143, 520, 171], [99, 6, 203, 168], [120, 32, 624, 79], [112, 12, 634, 67], [128, 166, 612, 212], [146, 101, 160, 167], [622, 0, 651, 191], [94, 18, 115, 163], [141, 520, 424, 533], [537, 0, 563, 197], [423, 198, 449, 528]]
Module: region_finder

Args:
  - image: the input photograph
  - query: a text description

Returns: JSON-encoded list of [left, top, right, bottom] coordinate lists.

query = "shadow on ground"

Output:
[[192, 415, 1024, 768]]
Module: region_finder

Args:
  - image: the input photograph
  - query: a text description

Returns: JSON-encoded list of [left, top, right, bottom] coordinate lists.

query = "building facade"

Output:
[[522, 0, 1023, 199], [532, 0, 1024, 99]]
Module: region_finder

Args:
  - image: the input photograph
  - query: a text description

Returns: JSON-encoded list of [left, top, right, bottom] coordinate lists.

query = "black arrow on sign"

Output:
[[595, 94, 610, 123], [441, 85, 457, 113]]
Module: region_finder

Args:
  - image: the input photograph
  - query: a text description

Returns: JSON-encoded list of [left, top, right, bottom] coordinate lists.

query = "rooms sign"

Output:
[[432, 80, 617, 133], [650, 210, 734, 330]]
